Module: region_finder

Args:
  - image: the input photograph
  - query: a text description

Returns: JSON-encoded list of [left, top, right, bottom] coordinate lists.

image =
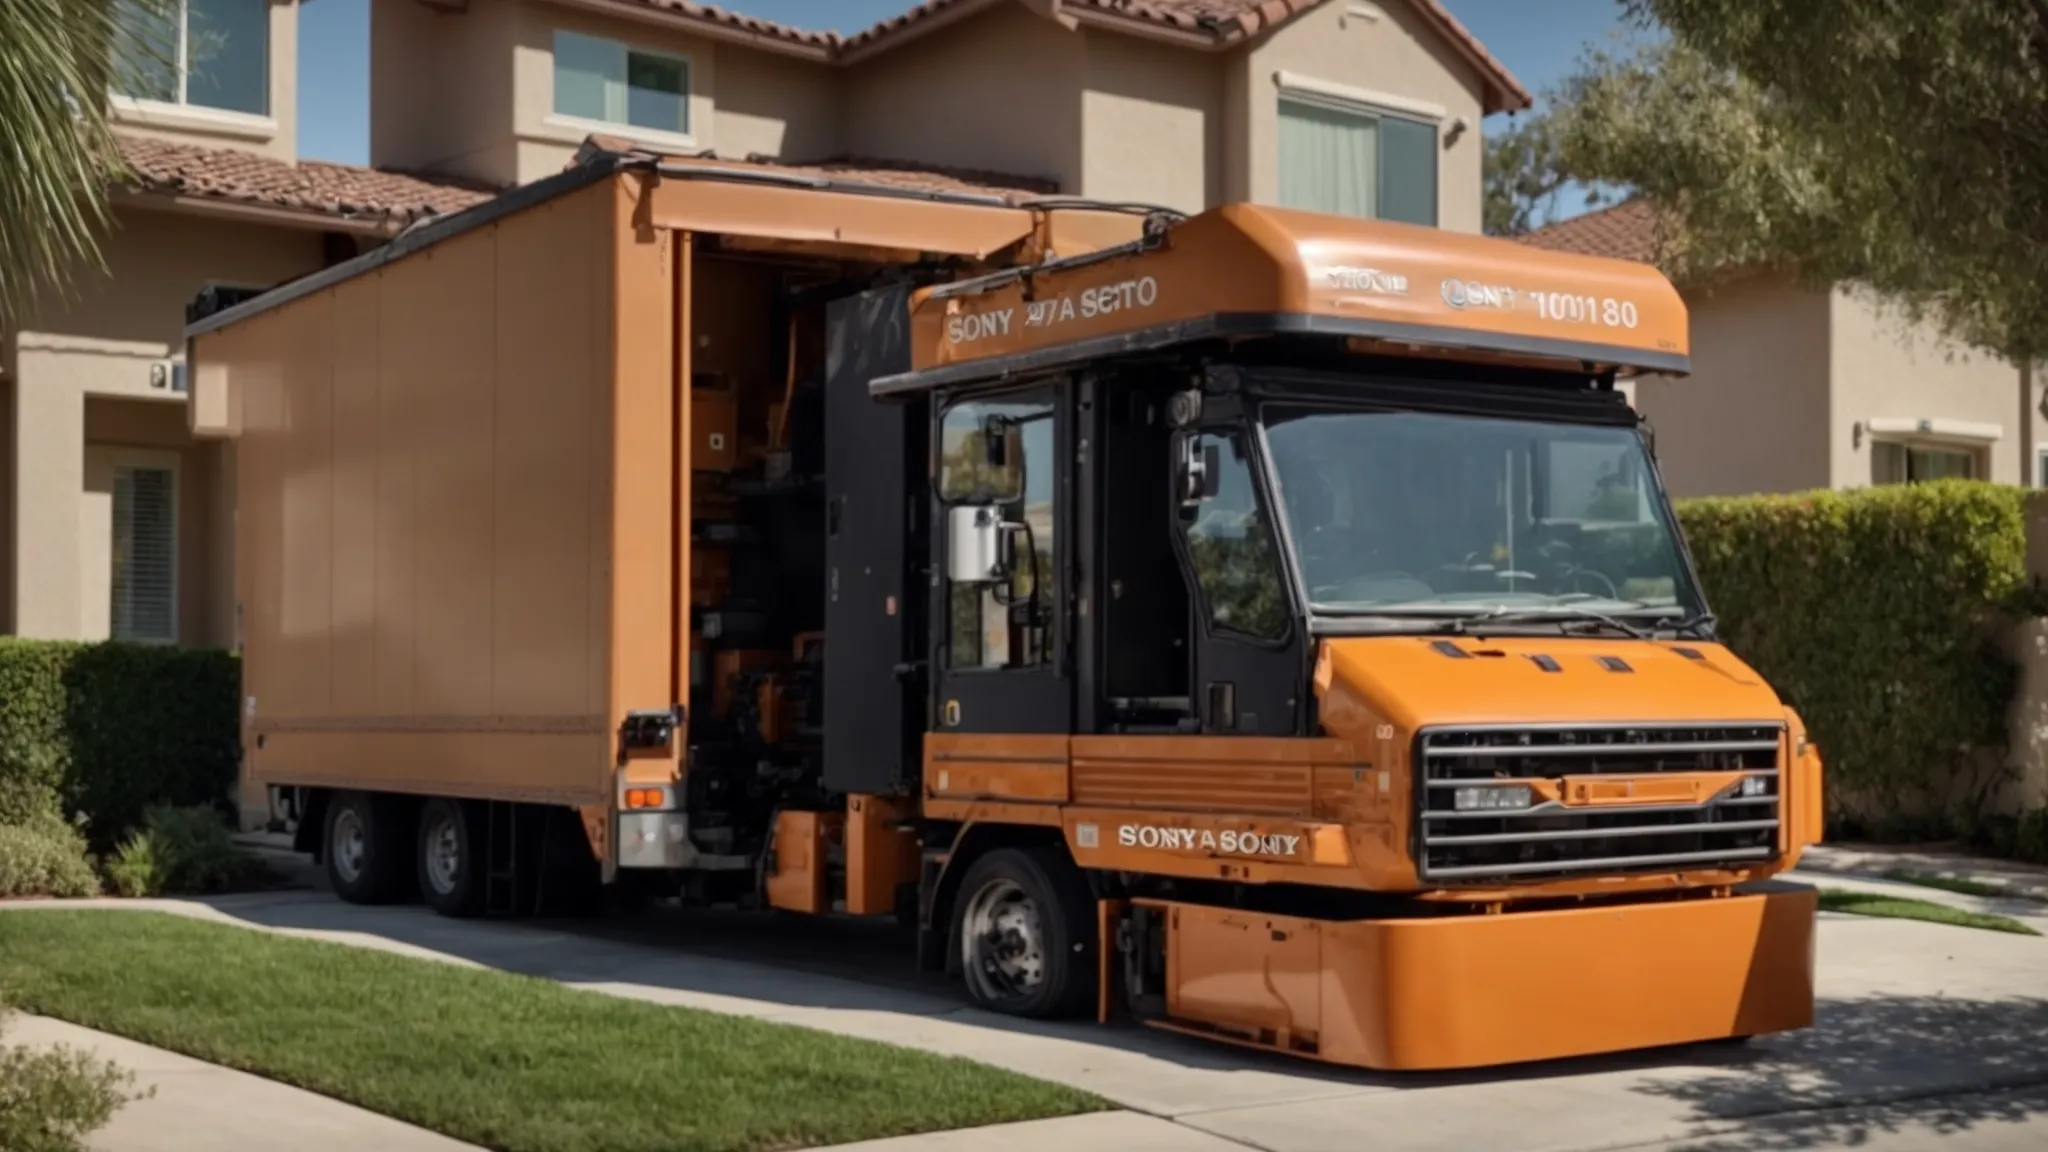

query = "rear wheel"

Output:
[[952, 846, 1096, 1019], [325, 791, 408, 905], [416, 798, 486, 918]]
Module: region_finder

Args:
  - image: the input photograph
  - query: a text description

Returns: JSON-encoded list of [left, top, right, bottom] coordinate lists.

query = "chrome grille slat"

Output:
[[1416, 722, 1785, 883], [1427, 818, 1781, 846], [1425, 740, 1779, 758], [1424, 846, 1776, 880], [1423, 793, 1779, 820]]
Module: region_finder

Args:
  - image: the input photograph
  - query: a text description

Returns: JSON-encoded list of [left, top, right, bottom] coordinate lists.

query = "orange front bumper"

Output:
[[1143, 881, 1817, 1071]]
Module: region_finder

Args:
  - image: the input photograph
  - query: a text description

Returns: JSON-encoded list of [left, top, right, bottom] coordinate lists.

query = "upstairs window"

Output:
[[1278, 95, 1437, 226], [553, 31, 690, 137], [113, 0, 270, 117]]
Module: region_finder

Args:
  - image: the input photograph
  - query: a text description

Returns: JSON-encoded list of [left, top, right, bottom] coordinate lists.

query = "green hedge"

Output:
[[1676, 481, 2034, 835], [0, 641, 240, 852]]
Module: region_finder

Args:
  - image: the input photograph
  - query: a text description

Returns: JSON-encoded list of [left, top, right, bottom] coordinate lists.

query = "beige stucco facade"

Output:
[[369, 0, 1494, 228], [1630, 270, 2042, 499], [4, 205, 329, 645], [9, 0, 1511, 649]]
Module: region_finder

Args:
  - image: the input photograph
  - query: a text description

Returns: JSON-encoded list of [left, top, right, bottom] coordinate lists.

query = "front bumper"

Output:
[[1142, 881, 1816, 1071]]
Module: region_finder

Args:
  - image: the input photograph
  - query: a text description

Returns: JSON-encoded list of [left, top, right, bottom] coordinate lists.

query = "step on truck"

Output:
[[184, 141, 1824, 1072]]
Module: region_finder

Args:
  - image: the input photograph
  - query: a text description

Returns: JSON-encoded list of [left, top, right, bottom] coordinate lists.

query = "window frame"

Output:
[[1870, 438, 1984, 485], [1171, 426, 1295, 646], [109, 0, 273, 127], [1274, 72, 1442, 227], [936, 384, 1063, 675], [548, 29, 696, 148], [107, 453, 182, 648]]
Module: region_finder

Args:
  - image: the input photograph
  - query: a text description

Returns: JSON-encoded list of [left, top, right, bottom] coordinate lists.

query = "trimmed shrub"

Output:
[[0, 813, 101, 900], [103, 805, 269, 898], [1676, 481, 2032, 834], [0, 998, 146, 1152], [0, 641, 239, 852]]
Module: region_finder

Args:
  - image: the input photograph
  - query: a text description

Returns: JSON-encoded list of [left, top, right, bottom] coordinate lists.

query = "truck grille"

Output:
[[1415, 723, 1783, 883]]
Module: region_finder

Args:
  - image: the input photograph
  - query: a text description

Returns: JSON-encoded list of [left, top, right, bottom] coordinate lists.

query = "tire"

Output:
[[325, 791, 408, 905], [416, 797, 487, 918], [952, 845, 1097, 1019]]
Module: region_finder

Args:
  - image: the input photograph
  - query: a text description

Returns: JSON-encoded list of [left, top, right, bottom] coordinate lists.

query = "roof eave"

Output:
[[548, 0, 837, 61], [111, 186, 412, 236]]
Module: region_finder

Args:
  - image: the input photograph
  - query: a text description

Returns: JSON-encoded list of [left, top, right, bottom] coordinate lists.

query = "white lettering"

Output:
[[945, 307, 1017, 344], [1324, 265, 1410, 295], [1113, 824, 1305, 858]]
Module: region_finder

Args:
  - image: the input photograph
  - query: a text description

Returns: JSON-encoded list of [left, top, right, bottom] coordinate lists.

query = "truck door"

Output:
[[1172, 427, 1303, 735], [931, 382, 1073, 734]]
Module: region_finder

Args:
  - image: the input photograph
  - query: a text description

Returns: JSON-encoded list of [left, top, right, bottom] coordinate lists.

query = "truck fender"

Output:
[[921, 821, 1071, 976]]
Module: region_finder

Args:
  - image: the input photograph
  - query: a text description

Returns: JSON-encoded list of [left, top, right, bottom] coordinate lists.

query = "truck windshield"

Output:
[[1259, 405, 1705, 623]]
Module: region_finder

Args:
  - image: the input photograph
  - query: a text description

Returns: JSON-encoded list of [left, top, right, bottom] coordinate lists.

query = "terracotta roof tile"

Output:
[[609, 0, 838, 50], [1516, 198, 1660, 263], [643, 0, 1531, 113], [116, 135, 495, 224]]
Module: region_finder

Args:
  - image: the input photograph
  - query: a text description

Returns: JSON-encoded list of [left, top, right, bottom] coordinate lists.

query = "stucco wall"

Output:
[[1239, 0, 1487, 231], [370, 0, 516, 185], [1632, 272, 1833, 499], [7, 206, 324, 644], [841, 3, 1084, 191], [113, 0, 302, 162], [1828, 286, 2027, 487], [1078, 30, 1222, 213]]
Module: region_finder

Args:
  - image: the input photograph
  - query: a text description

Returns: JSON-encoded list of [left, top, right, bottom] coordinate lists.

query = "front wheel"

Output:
[[952, 846, 1096, 1019]]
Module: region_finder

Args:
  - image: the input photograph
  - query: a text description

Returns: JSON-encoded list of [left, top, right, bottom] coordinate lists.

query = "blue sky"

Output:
[[303, 0, 1627, 216]]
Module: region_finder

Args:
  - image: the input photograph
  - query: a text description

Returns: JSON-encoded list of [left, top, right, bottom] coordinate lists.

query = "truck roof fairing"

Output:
[[870, 204, 1691, 398]]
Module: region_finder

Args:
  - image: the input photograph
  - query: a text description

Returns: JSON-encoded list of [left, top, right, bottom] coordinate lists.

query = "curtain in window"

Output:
[[1278, 99, 1378, 218], [111, 466, 177, 644]]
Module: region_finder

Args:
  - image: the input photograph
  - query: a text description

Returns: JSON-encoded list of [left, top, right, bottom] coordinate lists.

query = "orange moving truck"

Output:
[[185, 143, 1824, 1072]]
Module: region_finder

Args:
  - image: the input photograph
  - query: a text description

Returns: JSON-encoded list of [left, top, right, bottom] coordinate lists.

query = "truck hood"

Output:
[[1314, 634, 1785, 733]]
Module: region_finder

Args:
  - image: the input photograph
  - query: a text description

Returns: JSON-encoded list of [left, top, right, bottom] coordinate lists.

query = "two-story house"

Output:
[[2, 0, 1527, 650]]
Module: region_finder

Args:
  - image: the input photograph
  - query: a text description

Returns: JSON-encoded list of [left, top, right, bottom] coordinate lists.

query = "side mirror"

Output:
[[947, 504, 1010, 583], [1177, 437, 1222, 505]]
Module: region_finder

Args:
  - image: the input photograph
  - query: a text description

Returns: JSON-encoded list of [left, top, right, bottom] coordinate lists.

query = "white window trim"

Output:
[[1273, 70, 1447, 124], [108, 449, 182, 647], [111, 95, 277, 139], [548, 32, 697, 150], [1864, 416, 2003, 444]]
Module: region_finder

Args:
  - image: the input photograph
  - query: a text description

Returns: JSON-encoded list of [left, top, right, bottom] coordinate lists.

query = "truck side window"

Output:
[[940, 394, 1057, 670], [1179, 431, 1287, 640]]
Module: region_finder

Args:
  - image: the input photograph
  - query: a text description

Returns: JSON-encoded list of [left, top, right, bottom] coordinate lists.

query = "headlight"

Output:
[[1453, 784, 1534, 812]]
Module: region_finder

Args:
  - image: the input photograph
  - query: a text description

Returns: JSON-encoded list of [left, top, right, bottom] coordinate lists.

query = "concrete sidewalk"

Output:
[[4, 1014, 482, 1152], [1798, 842, 2048, 903]]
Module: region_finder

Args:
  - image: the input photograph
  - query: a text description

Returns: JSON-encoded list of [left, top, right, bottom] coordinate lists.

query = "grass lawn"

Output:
[[0, 910, 1105, 1152], [1817, 889, 2040, 937], [1880, 869, 2010, 899]]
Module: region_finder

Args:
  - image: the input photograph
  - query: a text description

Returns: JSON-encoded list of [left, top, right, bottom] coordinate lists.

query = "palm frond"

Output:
[[0, 0, 179, 326]]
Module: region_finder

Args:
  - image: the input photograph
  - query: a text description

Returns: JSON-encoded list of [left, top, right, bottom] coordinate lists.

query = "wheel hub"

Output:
[[331, 809, 366, 884], [424, 817, 461, 895], [962, 878, 1048, 1003]]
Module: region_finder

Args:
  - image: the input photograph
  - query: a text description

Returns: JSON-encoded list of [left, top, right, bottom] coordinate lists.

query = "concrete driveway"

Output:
[[37, 849, 2048, 1152]]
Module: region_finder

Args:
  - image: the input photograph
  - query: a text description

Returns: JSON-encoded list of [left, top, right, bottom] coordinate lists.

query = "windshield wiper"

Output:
[[1652, 611, 1717, 639], [1421, 607, 1653, 640]]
